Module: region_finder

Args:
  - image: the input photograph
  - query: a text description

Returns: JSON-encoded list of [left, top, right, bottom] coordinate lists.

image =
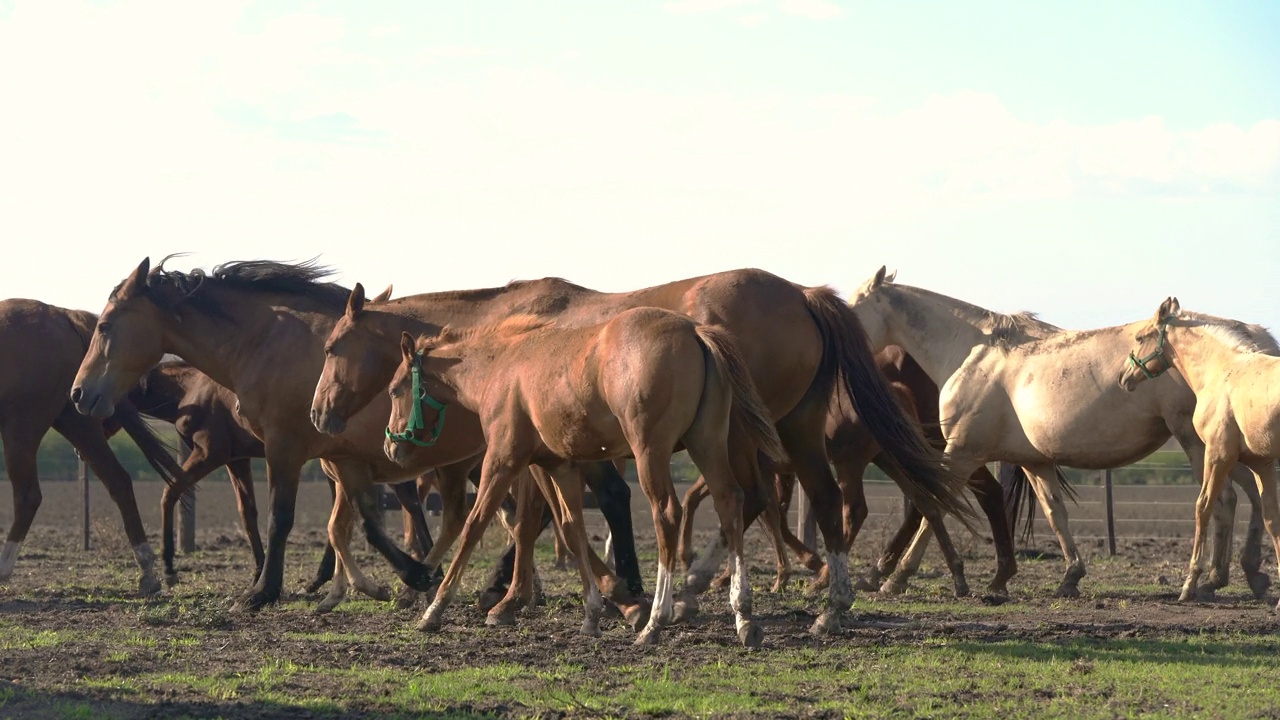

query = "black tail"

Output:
[[1001, 464, 1077, 544], [804, 287, 979, 531], [111, 399, 187, 487]]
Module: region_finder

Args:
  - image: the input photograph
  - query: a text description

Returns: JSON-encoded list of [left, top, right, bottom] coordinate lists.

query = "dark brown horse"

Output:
[[681, 345, 1017, 596], [386, 308, 785, 646], [129, 360, 438, 598], [69, 259, 645, 618], [312, 269, 976, 634], [0, 298, 190, 594]]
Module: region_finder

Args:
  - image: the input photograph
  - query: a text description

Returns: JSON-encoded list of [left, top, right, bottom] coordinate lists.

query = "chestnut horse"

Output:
[[0, 298, 190, 594], [385, 309, 786, 646], [312, 269, 974, 634], [70, 259, 644, 618], [1120, 298, 1280, 608], [850, 268, 1272, 598], [127, 360, 437, 594], [682, 345, 1018, 596]]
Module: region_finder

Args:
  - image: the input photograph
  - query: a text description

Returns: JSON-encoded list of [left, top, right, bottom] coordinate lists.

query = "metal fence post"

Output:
[[80, 458, 91, 551], [1103, 468, 1116, 556]]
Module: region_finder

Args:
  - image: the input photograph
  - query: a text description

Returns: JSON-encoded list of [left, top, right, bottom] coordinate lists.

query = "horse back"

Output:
[[0, 299, 92, 419]]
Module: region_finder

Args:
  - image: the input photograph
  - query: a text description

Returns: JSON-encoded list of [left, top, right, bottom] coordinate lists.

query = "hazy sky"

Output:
[[1, 0, 1277, 334]]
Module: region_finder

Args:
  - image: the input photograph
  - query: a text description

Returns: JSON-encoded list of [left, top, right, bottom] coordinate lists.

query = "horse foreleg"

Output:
[[224, 458, 265, 582], [585, 460, 644, 597], [423, 459, 477, 568], [0, 425, 43, 583], [233, 446, 304, 612], [486, 469, 546, 625], [305, 477, 338, 594], [158, 445, 222, 586], [969, 466, 1017, 595], [1203, 470, 1240, 592], [678, 476, 710, 571]]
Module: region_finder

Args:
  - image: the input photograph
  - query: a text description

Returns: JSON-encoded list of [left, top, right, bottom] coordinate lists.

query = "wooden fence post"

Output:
[[80, 458, 91, 551], [1103, 468, 1116, 556], [177, 445, 196, 554]]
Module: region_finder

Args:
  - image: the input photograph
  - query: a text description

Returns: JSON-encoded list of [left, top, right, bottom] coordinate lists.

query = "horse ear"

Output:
[[883, 268, 897, 284], [120, 257, 151, 298], [1157, 296, 1180, 322], [873, 265, 887, 287], [371, 284, 393, 303], [346, 283, 366, 319], [400, 331, 416, 361]]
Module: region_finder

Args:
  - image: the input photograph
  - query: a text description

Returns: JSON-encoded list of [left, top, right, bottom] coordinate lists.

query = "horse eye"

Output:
[[97, 322, 112, 334], [389, 387, 401, 399]]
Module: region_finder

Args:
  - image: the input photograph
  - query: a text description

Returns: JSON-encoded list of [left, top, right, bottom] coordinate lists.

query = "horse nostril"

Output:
[[70, 387, 83, 404]]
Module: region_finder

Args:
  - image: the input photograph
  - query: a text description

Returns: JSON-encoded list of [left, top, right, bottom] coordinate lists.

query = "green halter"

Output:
[[385, 351, 448, 447], [1127, 321, 1171, 380]]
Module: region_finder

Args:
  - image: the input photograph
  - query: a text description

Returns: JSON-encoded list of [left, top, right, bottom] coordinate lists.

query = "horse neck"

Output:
[[873, 287, 1000, 385], [1164, 324, 1246, 397], [165, 287, 333, 395]]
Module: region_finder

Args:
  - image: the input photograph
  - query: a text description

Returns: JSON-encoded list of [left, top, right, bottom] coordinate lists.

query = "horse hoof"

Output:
[[477, 589, 506, 613], [395, 587, 419, 610], [304, 578, 328, 594], [416, 614, 444, 633], [579, 622, 602, 637], [232, 589, 276, 613], [1249, 573, 1272, 600], [486, 610, 516, 627], [314, 597, 341, 615], [623, 603, 651, 633], [370, 585, 392, 602], [770, 579, 787, 594], [738, 622, 764, 649], [809, 611, 840, 636], [684, 571, 714, 595], [853, 576, 879, 593], [710, 574, 732, 591], [986, 580, 1010, 596], [1204, 571, 1229, 591], [553, 560, 568, 571], [138, 575, 163, 597], [1177, 586, 1198, 603], [1195, 586, 1217, 601], [879, 579, 907, 596], [634, 629, 660, 646], [953, 581, 971, 599], [1272, 598, 1280, 614], [164, 572, 180, 588], [1054, 584, 1081, 599], [672, 597, 699, 624]]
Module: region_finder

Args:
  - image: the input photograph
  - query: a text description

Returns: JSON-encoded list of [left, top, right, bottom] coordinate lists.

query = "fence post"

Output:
[[80, 458, 91, 551], [177, 445, 196, 554], [1103, 468, 1116, 556], [796, 488, 817, 550]]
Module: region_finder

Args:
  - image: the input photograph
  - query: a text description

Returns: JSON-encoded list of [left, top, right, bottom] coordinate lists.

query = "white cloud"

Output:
[[739, 12, 767, 25], [779, 0, 842, 20]]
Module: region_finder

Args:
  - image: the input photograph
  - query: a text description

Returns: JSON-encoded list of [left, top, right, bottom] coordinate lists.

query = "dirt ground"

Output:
[[0, 477, 1277, 718]]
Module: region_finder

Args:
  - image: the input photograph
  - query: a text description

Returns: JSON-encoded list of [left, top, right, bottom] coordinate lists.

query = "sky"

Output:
[[1, 0, 1277, 334]]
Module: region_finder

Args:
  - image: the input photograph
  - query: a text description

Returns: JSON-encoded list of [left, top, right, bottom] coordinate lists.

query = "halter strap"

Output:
[[385, 351, 448, 447], [1127, 321, 1170, 380]]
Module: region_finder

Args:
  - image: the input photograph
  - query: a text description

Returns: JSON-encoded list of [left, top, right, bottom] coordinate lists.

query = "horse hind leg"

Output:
[[1236, 477, 1271, 599], [632, 447, 683, 646], [1202, 479, 1238, 594], [968, 467, 1017, 596], [1023, 464, 1086, 598], [1236, 458, 1280, 612]]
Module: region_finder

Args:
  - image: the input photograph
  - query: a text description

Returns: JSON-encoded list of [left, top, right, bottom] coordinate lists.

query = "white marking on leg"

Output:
[[0, 541, 21, 580], [640, 564, 672, 640], [827, 551, 852, 609], [730, 553, 752, 633], [603, 531, 616, 572], [133, 542, 156, 573]]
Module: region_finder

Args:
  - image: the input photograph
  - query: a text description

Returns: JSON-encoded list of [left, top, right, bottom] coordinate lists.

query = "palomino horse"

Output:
[[0, 298, 191, 594], [69, 259, 644, 618], [385, 309, 786, 647], [1120, 298, 1280, 608], [849, 268, 1271, 598], [681, 345, 1018, 597], [128, 360, 437, 594], [312, 270, 974, 634]]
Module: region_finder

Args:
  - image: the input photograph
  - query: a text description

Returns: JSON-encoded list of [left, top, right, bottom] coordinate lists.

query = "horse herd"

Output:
[[2, 257, 1277, 649]]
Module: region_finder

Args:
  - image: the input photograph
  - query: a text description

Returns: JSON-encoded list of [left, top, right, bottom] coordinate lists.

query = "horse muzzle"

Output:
[[310, 408, 347, 436], [70, 385, 115, 418]]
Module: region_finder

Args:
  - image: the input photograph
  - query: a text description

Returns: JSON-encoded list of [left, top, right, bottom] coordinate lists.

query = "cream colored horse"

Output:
[[1120, 297, 1280, 609], [850, 267, 1271, 598]]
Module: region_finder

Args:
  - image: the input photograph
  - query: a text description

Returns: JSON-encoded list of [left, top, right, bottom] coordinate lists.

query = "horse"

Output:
[[127, 359, 437, 594], [1120, 297, 1280, 608], [69, 258, 645, 620], [0, 298, 192, 594], [312, 269, 975, 635], [681, 345, 1019, 596], [848, 267, 1271, 598], [385, 308, 787, 647]]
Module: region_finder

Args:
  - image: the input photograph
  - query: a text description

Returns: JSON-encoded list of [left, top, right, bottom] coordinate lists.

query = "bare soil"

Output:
[[0, 478, 1276, 718]]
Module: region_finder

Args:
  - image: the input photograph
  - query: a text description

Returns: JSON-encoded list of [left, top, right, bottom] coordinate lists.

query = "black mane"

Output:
[[138, 257, 352, 316]]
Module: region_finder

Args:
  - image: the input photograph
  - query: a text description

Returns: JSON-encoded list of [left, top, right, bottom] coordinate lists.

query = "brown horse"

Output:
[[68, 259, 645, 619], [681, 345, 1018, 596], [386, 308, 786, 646], [312, 269, 974, 634], [128, 360, 438, 594], [0, 298, 190, 594]]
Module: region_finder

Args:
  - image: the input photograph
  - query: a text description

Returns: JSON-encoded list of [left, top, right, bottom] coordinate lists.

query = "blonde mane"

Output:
[[1178, 311, 1275, 355], [890, 284, 1059, 349]]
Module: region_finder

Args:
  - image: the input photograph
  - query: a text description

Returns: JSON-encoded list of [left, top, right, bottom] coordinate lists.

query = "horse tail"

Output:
[[1002, 464, 1077, 544], [802, 286, 979, 531], [693, 324, 786, 463], [111, 399, 187, 487]]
